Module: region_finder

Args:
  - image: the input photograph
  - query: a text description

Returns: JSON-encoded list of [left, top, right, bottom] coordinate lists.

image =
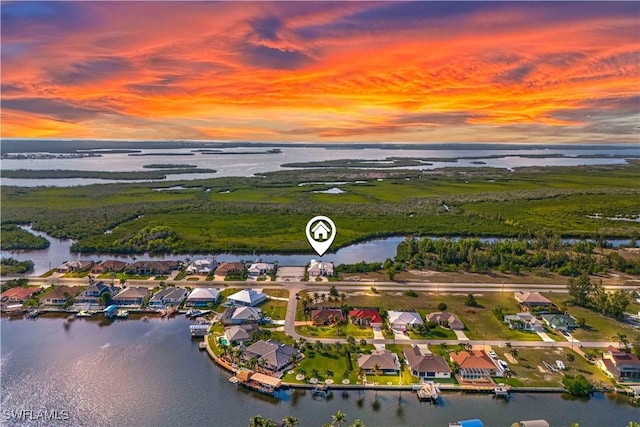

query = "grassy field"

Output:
[[2, 164, 639, 254], [543, 293, 640, 342], [259, 298, 288, 320], [498, 347, 611, 388], [296, 324, 373, 339]]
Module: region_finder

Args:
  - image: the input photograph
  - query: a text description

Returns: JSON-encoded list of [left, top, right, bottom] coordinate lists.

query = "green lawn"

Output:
[[407, 326, 457, 340], [260, 298, 288, 320], [501, 347, 611, 388], [543, 293, 640, 342], [282, 346, 362, 385], [296, 323, 373, 339]]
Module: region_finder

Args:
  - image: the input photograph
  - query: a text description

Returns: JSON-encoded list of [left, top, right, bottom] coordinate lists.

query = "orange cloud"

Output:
[[1, 2, 638, 143]]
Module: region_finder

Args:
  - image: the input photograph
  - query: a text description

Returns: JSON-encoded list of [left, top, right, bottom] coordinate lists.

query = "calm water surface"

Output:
[[2, 144, 637, 187], [1, 317, 638, 427]]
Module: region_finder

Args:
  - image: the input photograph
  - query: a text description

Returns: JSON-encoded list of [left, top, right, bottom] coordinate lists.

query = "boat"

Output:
[[103, 305, 118, 319], [555, 360, 566, 370], [76, 310, 92, 318], [449, 419, 484, 427], [66, 314, 76, 321], [187, 309, 211, 318], [416, 381, 440, 403], [167, 306, 178, 317], [494, 383, 511, 399], [25, 309, 41, 319], [115, 310, 129, 319]]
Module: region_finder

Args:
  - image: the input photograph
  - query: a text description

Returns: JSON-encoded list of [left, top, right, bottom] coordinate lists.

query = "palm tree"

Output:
[[324, 369, 334, 379], [350, 419, 365, 427], [290, 352, 302, 369], [249, 415, 276, 427], [613, 333, 629, 349], [313, 292, 320, 305], [372, 363, 382, 378], [314, 340, 323, 353], [509, 347, 519, 360], [331, 409, 347, 427], [281, 416, 299, 427], [340, 293, 346, 306]]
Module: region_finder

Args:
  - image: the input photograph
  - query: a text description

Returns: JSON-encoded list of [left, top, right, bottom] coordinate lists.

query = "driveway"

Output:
[[392, 329, 411, 341], [537, 331, 557, 343], [454, 330, 470, 341]]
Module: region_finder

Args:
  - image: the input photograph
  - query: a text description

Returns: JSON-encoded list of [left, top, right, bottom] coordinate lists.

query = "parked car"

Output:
[[488, 350, 498, 359]]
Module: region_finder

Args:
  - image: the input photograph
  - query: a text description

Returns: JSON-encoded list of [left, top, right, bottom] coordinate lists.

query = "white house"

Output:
[[307, 260, 334, 277], [185, 288, 221, 307], [227, 288, 267, 307], [248, 261, 275, 276], [222, 306, 264, 325], [503, 312, 544, 332], [186, 257, 217, 275], [387, 310, 424, 331]]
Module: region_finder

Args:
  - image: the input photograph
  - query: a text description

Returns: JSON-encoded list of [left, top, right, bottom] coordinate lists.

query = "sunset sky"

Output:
[[1, 1, 639, 143]]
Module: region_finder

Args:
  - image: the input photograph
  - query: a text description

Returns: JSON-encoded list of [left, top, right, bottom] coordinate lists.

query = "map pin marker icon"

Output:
[[305, 216, 336, 257]]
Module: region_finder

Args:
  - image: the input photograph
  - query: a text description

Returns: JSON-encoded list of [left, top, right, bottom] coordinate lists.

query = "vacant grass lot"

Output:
[[259, 298, 288, 320], [500, 347, 611, 388], [543, 293, 640, 342], [296, 324, 373, 339]]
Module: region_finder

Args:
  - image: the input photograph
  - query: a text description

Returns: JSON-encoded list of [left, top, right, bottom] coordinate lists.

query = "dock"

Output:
[[416, 381, 440, 403], [311, 384, 332, 399], [494, 383, 511, 399]]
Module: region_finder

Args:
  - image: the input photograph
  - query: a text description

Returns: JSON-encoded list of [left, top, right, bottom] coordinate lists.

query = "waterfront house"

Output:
[[227, 289, 267, 307], [112, 287, 150, 307], [222, 306, 263, 325], [311, 308, 345, 325], [247, 260, 275, 276], [91, 260, 128, 274], [387, 310, 424, 331], [224, 324, 258, 346], [597, 345, 640, 382], [404, 346, 451, 379], [450, 350, 498, 376], [185, 257, 217, 275], [214, 262, 246, 278], [125, 260, 179, 276], [307, 260, 334, 277], [185, 288, 220, 307], [514, 292, 555, 310], [0, 286, 41, 303], [149, 287, 188, 309], [241, 339, 301, 373], [75, 282, 120, 304], [503, 312, 544, 332], [425, 312, 465, 330], [56, 260, 94, 274], [41, 286, 82, 305], [349, 308, 383, 327], [357, 349, 400, 375], [540, 314, 576, 331]]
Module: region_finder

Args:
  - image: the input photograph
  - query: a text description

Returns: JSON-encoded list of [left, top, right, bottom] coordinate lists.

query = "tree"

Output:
[[437, 302, 447, 311], [613, 333, 630, 349], [567, 275, 592, 306], [248, 415, 276, 427], [464, 294, 478, 307], [509, 347, 519, 360], [282, 416, 299, 427], [350, 420, 365, 427], [372, 363, 382, 377], [325, 369, 334, 379], [563, 375, 593, 397], [567, 353, 575, 363], [331, 410, 347, 427]]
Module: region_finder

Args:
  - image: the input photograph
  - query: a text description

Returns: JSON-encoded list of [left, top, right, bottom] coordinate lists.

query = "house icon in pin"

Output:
[[311, 221, 331, 241]]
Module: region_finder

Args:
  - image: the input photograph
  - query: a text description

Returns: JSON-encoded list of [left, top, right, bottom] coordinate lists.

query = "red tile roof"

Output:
[[450, 350, 496, 370], [0, 287, 40, 300], [348, 308, 382, 324]]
